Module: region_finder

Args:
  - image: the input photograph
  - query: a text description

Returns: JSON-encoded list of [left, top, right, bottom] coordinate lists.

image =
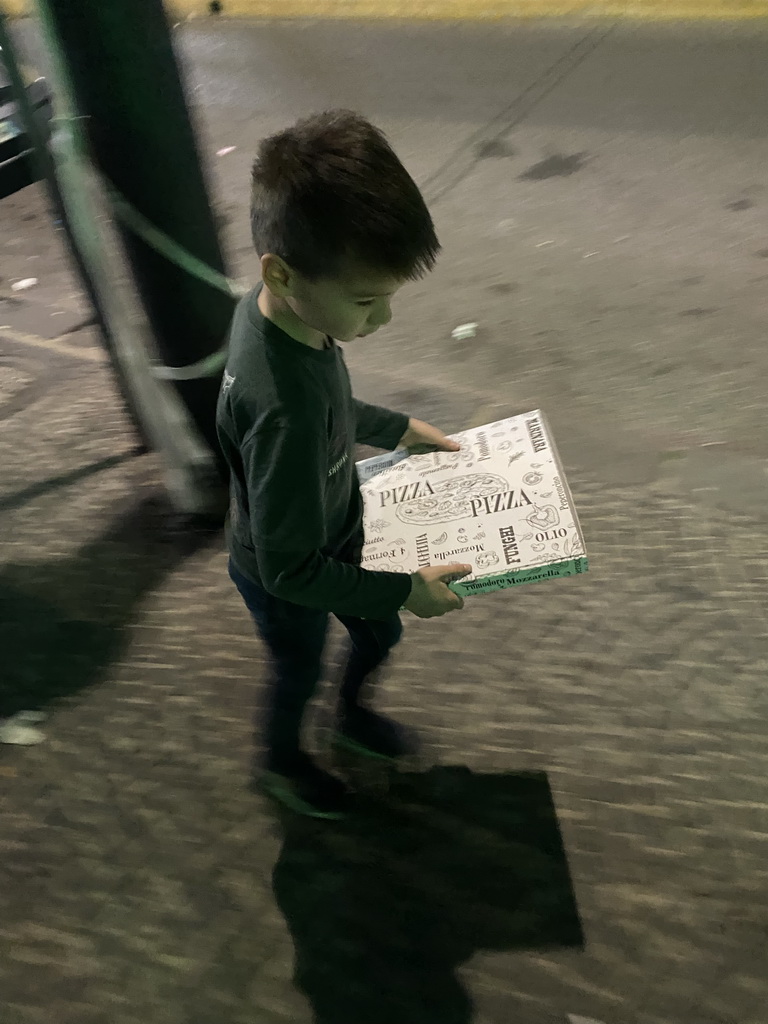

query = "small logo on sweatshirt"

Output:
[[222, 371, 236, 395], [328, 451, 348, 478]]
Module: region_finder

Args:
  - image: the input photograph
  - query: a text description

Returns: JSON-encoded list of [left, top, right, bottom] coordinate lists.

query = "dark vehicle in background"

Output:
[[0, 44, 53, 199]]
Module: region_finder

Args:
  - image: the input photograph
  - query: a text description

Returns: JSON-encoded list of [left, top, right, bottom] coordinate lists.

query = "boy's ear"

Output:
[[260, 254, 294, 297]]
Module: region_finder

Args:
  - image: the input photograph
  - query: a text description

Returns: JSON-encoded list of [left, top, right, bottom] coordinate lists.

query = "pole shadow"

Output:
[[273, 765, 584, 1024], [0, 493, 220, 720], [0, 451, 140, 513]]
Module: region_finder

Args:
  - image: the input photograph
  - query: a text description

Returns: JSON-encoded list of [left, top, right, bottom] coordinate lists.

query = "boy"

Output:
[[217, 109, 472, 819]]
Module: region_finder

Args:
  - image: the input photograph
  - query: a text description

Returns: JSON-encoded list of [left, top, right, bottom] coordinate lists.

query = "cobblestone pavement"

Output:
[[3, 15, 768, 1024]]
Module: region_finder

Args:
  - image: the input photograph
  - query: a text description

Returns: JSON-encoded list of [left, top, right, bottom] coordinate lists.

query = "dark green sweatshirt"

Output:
[[216, 286, 414, 620]]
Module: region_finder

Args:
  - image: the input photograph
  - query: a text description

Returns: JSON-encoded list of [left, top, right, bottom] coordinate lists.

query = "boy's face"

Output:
[[260, 254, 405, 345]]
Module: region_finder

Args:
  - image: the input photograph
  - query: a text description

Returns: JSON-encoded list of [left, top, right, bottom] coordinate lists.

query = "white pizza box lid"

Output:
[[355, 409, 588, 597]]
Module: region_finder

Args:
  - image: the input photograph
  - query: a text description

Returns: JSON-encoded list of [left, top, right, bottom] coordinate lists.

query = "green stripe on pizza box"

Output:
[[398, 557, 589, 610], [451, 557, 589, 595]]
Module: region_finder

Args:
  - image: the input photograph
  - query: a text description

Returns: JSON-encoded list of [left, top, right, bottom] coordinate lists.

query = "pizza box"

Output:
[[356, 410, 587, 598]]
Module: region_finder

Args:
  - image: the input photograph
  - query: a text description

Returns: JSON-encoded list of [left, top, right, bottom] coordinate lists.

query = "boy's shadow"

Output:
[[273, 765, 584, 1024], [0, 493, 220, 720]]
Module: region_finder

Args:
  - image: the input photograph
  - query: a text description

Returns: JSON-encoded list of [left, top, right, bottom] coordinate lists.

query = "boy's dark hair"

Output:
[[250, 109, 440, 282]]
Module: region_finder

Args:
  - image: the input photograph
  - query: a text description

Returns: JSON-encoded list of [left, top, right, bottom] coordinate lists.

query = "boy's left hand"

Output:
[[397, 417, 460, 454]]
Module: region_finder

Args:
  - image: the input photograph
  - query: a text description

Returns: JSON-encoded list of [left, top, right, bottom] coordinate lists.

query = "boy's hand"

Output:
[[397, 418, 460, 454], [404, 564, 472, 619]]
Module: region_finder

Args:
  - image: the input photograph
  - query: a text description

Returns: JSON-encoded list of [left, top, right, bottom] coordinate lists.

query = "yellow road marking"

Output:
[[174, 1, 768, 18], [5, 0, 768, 18]]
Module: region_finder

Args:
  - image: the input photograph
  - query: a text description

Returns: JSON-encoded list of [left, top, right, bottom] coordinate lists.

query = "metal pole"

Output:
[[36, 0, 235, 478]]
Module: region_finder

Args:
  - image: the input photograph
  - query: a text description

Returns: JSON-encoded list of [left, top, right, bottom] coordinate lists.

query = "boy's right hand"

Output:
[[403, 564, 473, 619]]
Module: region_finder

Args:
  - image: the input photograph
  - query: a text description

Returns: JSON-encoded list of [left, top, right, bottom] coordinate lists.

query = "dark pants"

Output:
[[228, 559, 403, 772]]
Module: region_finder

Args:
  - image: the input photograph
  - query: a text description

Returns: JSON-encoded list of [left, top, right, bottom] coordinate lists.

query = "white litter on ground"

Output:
[[10, 278, 38, 291], [451, 322, 478, 340], [0, 711, 47, 746]]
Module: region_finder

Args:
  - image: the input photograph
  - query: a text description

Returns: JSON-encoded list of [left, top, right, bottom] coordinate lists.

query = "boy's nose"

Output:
[[371, 304, 393, 330]]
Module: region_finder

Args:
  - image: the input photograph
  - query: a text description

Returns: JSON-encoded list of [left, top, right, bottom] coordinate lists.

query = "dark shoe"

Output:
[[256, 752, 349, 819], [333, 707, 416, 762]]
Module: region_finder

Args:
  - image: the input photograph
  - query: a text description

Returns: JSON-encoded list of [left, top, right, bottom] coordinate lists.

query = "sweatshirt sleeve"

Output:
[[241, 417, 412, 619], [256, 548, 413, 620], [354, 399, 409, 450]]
